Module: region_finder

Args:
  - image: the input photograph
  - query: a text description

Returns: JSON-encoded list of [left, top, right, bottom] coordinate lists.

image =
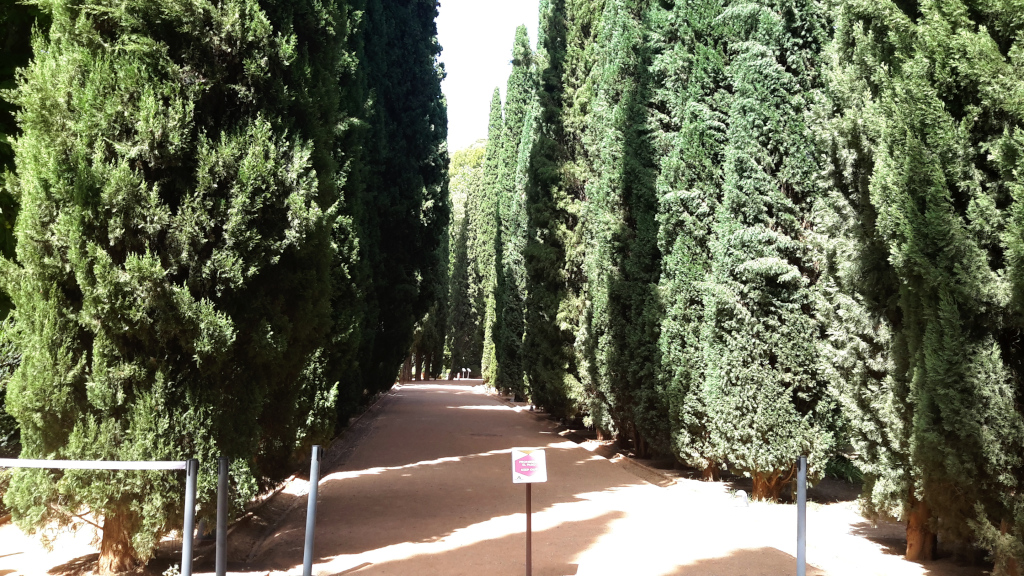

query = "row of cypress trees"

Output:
[[447, 0, 1024, 570], [0, 0, 447, 571]]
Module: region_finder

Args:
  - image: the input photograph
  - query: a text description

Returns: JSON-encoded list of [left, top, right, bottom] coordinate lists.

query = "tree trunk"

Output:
[[98, 512, 137, 575], [1000, 519, 1020, 576], [906, 498, 936, 561], [401, 356, 412, 383], [751, 471, 786, 502], [702, 463, 720, 481], [413, 353, 423, 381]]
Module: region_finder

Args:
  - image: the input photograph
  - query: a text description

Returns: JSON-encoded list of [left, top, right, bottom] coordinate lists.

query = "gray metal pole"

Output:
[[526, 483, 532, 576], [182, 458, 198, 576], [797, 455, 807, 576], [302, 445, 323, 576], [216, 457, 228, 576]]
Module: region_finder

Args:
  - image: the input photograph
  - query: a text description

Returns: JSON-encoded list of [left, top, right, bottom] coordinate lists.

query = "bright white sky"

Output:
[[437, 0, 541, 153]]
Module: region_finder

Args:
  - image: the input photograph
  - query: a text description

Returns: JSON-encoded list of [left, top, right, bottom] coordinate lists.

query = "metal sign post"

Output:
[[512, 449, 547, 576], [302, 445, 323, 576], [216, 457, 228, 576], [797, 455, 807, 576], [182, 459, 199, 576], [526, 483, 532, 576]]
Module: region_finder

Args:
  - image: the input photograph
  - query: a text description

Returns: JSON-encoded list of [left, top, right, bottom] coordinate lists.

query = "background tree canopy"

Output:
[[449, 0, 1024, 570]]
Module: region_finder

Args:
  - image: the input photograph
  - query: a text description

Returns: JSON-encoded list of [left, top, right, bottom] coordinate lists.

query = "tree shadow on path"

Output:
[[241, 382, 650, 573]]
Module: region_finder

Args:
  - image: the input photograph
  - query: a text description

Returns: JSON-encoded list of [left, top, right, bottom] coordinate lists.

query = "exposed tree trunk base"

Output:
[[906, 498, 936, 561], [751, 471, 788, 502], [98, 512, 138, 575], [702, 463, 720, 481], [633, 430, 650, 459], [401, 356, 412, 383]]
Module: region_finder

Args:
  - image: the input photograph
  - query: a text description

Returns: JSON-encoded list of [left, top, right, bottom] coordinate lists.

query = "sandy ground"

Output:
[[0, 379, 992, 576]]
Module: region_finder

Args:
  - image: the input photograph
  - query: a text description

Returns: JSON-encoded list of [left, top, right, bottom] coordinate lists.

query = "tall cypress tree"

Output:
[[581, 0, 665, 456], [834, 0, 1024, 567], [553, 0, 608, 428], [700, 0, 838, 499], [476, 89, 504, 383], [358, 0, 449, 393], [0, 0, 48, 463], [493, 26, 535, 399], [649, 0, 727, 476], [446, 144, 487, 376], [825, 0, 916, 555], [0, 0, 353, 570], [521, 0, 588, 419]]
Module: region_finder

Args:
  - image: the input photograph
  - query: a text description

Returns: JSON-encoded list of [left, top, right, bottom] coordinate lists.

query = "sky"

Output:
[[436, 0, 541, 153]]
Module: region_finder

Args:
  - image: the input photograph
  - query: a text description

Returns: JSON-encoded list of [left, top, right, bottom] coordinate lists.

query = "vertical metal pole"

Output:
[[526, 483, 532, 576], [302, 445, 323, 576], [797, 455, 807, 576], [216, 457, 228, 576], [182, 459, 198, 576]]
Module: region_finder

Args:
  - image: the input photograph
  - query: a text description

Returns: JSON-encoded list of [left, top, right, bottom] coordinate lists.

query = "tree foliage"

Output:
[[357, 0, 450, 394], [493, 26, 535, 399], [0, 0, 448, 571], [830, 0, 1024, 566], [446, 144, 487, 375]]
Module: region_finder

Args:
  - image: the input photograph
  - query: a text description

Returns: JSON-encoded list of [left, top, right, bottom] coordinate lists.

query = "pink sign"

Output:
[[515, 455, 538, 477], [511, 449, 547, 483]]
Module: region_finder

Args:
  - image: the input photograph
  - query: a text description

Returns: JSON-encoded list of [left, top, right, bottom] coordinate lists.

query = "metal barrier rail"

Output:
[[0, 457, 199, 576], [2, 447, 323, 576]]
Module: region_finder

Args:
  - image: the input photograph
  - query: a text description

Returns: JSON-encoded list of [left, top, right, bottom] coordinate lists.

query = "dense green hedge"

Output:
[[451, 0, 1024, 568]]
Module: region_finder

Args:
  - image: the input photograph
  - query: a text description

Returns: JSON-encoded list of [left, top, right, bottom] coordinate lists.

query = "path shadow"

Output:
[[659, 547, 825, 576], [238, 383, 651, 573], [322, 511, 624, 576], [848, 521, 990, 575], [722, 475, 861, 504], [850, 520, 906, 557], [47, 553, 97, 576], [245, 443, 642, 571]]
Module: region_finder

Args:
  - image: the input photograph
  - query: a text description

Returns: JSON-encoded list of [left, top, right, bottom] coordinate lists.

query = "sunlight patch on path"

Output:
[[320, 441, 580, 482]]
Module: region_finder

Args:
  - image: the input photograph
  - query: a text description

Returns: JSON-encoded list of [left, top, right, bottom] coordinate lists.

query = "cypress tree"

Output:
[[0, 0, 47, 462], [0, 0, 353, 569], [0, 2, 48, 317], [358, 0, 450, 393], [493, 26, 535, 399], [582, 0, 666, 456], [476, 89, 503, 384], [648, 0, 727, 476], [825, 0, 916, 554], [551, 0, 608, 428], [701, 0, 838, 499], [521, 0, 587, 419], [447, 144, 487, 376], [834, 0, 1024, 567]]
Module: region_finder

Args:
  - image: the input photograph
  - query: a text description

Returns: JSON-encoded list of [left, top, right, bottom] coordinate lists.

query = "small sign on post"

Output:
[[512, 449, 546, 576], [512, 448, 547, 483]]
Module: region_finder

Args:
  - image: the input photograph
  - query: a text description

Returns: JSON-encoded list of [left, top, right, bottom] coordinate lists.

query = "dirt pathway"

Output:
[[220, 380, 986, 576], [0, 379, 988, 575]]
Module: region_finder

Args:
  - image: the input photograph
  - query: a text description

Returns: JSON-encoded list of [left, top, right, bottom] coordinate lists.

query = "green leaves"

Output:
[[0, 0, 381, 565]]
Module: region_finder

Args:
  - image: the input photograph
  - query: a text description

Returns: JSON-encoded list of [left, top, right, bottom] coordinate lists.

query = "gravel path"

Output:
[[0, 379, 990, 576], [233, 380, 987, 576]]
